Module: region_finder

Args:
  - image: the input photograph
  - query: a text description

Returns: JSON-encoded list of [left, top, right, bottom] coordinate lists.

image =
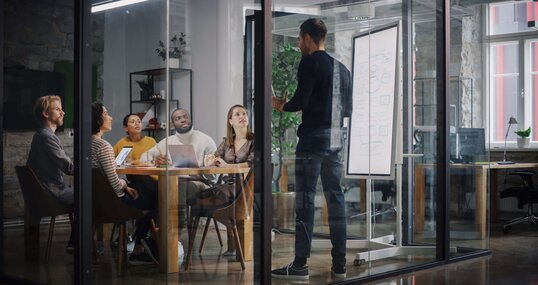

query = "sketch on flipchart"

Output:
[[347, 25, 399, 176]]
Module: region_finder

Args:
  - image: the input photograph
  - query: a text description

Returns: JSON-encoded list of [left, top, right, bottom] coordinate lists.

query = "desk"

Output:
[[117, 166, 251, 273], [414, 162, 538, 239]]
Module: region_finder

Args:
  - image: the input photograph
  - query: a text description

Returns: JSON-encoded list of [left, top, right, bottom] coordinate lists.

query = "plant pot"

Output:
[[168, 58, 180, 68], [272, 192, 295, 229], [517, 137, 530, 148], [271, 162, 289, 192]]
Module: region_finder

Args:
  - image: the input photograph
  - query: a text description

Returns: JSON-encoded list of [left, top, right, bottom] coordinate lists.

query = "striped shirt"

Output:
[[92, 135, 127, 197]]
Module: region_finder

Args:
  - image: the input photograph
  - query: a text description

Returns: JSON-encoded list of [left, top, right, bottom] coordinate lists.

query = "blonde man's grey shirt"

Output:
[[27, 127, 74, 196]]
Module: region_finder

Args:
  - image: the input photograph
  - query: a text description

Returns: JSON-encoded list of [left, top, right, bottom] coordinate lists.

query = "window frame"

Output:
[[486, 1, 538, 149]]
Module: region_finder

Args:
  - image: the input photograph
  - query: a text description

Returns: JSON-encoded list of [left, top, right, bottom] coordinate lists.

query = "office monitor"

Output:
[[458, 128, 486, 162]]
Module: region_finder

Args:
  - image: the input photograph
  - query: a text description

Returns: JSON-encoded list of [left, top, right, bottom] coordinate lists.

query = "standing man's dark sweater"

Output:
[[283, 50, 352, 151]]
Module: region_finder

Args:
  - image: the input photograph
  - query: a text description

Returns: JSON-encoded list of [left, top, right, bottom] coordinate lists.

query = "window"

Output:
[[488, 2, 538, 146]]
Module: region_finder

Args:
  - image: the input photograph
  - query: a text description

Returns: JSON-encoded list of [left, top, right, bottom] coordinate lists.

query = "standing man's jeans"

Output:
[[294, 148, 347, 267]]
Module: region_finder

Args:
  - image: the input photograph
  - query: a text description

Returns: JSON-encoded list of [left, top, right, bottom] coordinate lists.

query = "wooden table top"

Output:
[[116, 165, 250, 176], [416, 162, 538, 169]]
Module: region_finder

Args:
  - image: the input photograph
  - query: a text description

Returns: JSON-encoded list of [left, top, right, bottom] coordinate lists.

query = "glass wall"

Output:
[[447, 0, 491, 255], [2, 0, 262, 284], [269, 0, 491, 283], [2, 0, 75, 283], [89, 0, 259, 284], [1, 0, 496, 284], [268, 0, 439, 283]]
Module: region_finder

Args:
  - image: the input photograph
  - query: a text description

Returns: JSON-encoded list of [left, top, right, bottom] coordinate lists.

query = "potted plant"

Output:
[[272, 42, 301, 192], [156, 33, 187, 67], [515, 127, 531, 148]]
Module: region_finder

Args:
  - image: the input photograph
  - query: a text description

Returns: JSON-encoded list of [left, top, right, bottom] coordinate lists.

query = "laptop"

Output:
[[115, 146, 133, 167], [168, 144, 199, 168]]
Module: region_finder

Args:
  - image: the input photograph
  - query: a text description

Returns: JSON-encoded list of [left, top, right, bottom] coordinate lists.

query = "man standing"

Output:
[[27, 95, 75, 251], [140, 108, 217, 204], [271, 18, 352, 280]]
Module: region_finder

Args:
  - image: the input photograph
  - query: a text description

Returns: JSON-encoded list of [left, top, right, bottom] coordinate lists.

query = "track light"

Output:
[[91, 0, 149, 13]]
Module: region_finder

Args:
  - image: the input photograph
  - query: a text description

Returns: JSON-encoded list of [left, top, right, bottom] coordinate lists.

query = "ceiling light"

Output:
[[91, 0, 149, 13]]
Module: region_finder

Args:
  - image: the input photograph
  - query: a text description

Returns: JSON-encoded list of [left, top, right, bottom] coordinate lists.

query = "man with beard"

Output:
[[140, 108, 217, 206], [271, 18, 352, 280], [27, 95, 75, 252]]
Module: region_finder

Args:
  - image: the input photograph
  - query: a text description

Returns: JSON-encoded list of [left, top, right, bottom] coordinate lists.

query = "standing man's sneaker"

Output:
[[271, 262, 309, 280], [331, 265, 347, 278]]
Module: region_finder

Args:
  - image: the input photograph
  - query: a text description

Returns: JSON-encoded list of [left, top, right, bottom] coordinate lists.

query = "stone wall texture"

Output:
[[3, 0, 102, 218]]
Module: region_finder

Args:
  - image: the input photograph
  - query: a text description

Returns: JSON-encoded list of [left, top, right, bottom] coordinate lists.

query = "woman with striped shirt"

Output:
[[91, 102, 158, 265]]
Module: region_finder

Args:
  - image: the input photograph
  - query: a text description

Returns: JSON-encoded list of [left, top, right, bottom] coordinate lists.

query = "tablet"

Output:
[[115, 146, 133, 167]]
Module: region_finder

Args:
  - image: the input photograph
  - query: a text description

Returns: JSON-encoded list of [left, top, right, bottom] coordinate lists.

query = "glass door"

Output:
[[447, 0, 491, 257]]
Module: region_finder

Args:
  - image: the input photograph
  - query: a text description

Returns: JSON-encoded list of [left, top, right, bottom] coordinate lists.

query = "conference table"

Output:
[[414, 162, 538, 239], [117, 165, 251, 273]]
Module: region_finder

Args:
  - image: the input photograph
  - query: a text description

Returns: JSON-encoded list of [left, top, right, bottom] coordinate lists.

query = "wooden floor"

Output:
[[3, 213, 538, 284]]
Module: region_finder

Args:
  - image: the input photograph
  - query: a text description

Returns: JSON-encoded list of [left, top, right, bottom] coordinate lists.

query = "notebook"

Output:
[[168, 144, 199, 168], [115, 146, 133, 167]]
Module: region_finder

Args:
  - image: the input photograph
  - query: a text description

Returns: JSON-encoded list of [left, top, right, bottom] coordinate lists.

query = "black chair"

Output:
[[15, 165, 73, 262], [349, 180, 396, 223], [499, 170, 538, 233], [185, 168, 254, 270]]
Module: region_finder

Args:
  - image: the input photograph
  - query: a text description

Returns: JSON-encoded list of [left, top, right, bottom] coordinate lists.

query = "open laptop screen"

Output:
[[168, 144, 199, 168]]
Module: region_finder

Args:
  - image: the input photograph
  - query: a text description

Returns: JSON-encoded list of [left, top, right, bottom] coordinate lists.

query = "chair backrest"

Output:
[[15, 165, 72, 218], [213, 168, 254, 224], [92, 168, 144, 223], [510, 171, 535, 187]]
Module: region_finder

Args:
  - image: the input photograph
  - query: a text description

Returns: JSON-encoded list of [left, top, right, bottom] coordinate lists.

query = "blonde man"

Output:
[[27, 95, 75, 252]]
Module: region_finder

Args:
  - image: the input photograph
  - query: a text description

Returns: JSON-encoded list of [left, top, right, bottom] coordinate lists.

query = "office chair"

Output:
[[185, 168, 254, 270], [349, 180, 396, 223], [15, 166, 74, 262], [499, 170, 538, 233]]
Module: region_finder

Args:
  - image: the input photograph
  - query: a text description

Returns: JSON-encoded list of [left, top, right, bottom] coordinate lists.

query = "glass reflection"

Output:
[[3, 0, 75, 283]]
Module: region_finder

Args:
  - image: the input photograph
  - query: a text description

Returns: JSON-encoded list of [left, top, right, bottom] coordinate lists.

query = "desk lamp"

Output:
[[498, 116, 518, 165]]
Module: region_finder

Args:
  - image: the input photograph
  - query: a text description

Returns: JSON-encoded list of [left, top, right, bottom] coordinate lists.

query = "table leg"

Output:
[[474, 167, 487, 239], [414, 165, 425, 233], [490, 169, 499, 223], [236, 218, 253, 261], [158, 175, 179, 273]]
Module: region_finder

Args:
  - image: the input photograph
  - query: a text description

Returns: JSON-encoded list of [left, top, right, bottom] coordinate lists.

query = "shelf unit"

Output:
[[129, 68, 192, 139]]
